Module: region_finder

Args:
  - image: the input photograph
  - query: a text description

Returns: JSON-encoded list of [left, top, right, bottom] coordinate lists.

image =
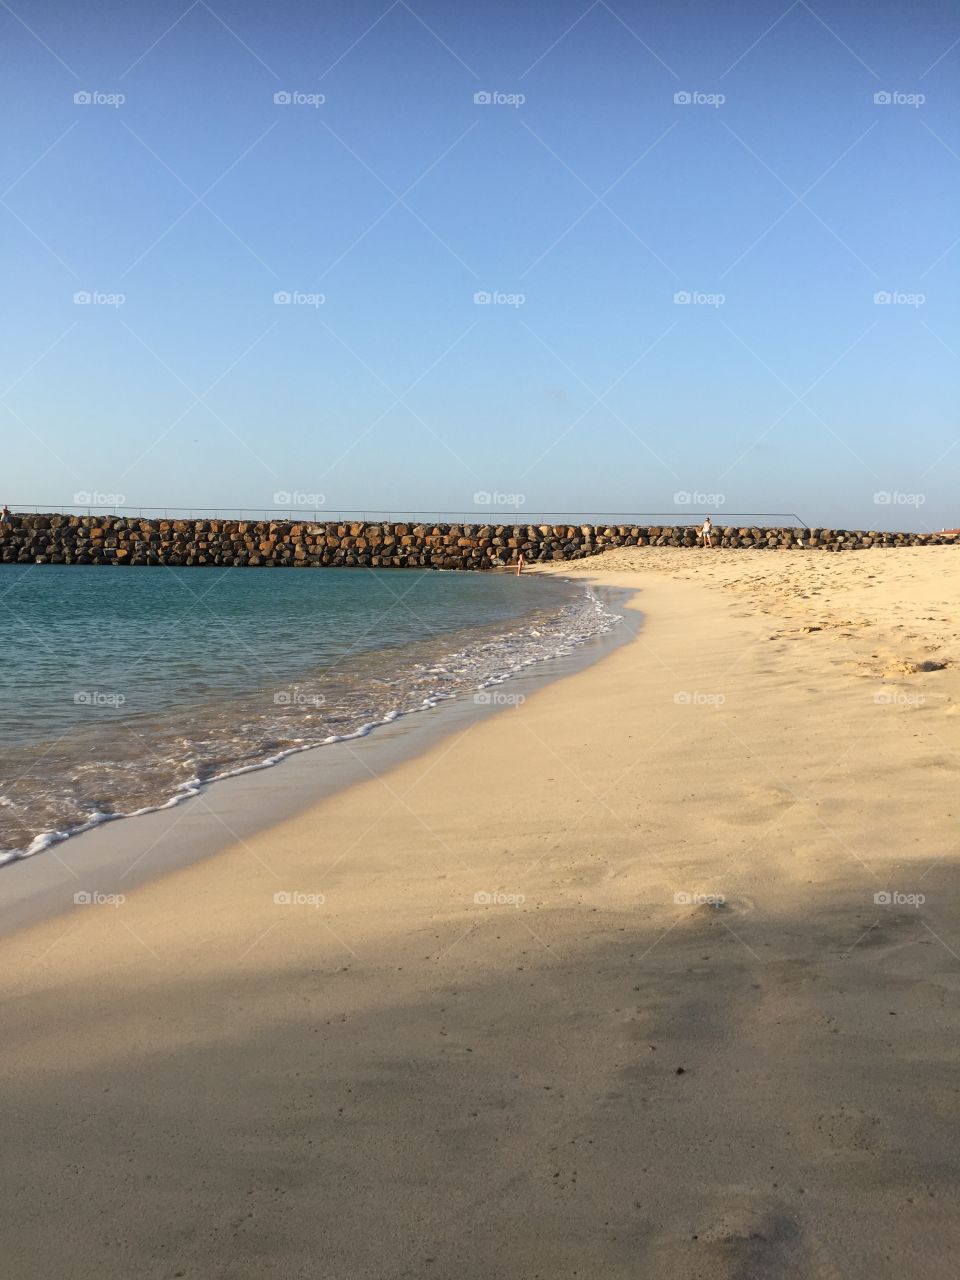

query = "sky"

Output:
[[2, 0, 958, 531]]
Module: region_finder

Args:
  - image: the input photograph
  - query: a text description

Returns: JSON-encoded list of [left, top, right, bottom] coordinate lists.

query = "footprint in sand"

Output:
[[717, 788, 795, 827], [695, 1199, 804, 1277]]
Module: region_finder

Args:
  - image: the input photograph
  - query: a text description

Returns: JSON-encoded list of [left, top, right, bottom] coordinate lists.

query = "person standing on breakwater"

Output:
[[517, 551, 525, 575], [699, 516, 714, 548], [0, 505, 9, 525]]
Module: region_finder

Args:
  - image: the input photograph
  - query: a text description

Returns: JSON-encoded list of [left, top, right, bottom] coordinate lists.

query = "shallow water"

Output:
[[0, 565, 620, 860]]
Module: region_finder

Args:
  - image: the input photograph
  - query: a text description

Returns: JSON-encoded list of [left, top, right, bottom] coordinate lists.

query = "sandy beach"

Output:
[[3, 545, 960, 1279]]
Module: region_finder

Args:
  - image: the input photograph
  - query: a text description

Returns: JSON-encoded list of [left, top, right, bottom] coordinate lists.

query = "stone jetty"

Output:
[[0, 515, 953, 569]]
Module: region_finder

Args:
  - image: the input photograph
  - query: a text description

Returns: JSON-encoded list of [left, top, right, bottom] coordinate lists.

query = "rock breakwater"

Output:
[[0, 515, 953, 568]]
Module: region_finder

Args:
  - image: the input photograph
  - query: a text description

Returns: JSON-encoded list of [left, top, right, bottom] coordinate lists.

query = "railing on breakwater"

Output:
[[6, 505, 810, 529]]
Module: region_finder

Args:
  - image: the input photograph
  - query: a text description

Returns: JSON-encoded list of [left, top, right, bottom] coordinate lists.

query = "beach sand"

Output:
[[2, 545, 959, 1278]]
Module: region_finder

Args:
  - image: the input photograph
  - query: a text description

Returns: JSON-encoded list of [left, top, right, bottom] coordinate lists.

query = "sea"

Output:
[[0, 564, 620, 862]]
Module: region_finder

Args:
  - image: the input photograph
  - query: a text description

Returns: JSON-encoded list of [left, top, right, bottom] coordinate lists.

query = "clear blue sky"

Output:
[[2, 0, 958, 530]]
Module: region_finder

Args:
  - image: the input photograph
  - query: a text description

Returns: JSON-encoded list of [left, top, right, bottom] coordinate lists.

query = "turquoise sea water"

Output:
[[0, 565, 619, 860]]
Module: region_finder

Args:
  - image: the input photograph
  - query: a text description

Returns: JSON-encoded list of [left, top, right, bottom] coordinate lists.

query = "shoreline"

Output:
[[2, 546, 959, 1277], [0, 581, 637, 937], [0, 565, 609, 867]]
